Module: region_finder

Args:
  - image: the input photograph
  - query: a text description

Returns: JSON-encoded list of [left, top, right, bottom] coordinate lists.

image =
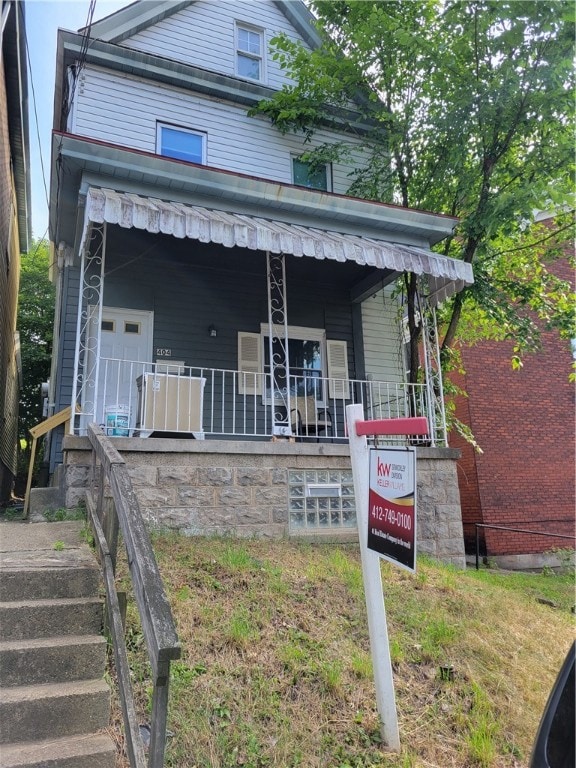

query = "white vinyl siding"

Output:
[[361, 287, 404, 383], [72, 66, 368, 195], [121, 0, 308, 89]]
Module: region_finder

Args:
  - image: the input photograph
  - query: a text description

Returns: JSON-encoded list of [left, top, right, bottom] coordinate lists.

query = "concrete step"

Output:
[[27, 486, 65, 521], [0, 679, 111, 745], [0, 522, 100, 602], [0, 635, 107, 687], [0, 598, 103, 642], [0, 562, 100, 602], [0, 732, 115, 768]]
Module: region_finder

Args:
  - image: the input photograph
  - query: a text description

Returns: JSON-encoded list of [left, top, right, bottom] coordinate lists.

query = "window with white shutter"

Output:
[[238, 332, 262, 395], [327, 340, 349, 400], [239, 328, 349, 403]]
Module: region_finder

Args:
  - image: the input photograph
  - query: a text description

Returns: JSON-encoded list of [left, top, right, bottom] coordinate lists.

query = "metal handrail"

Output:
[[75, 358, 443, 445], [474, 523, 576, 570], [86, 423, 181, 767]]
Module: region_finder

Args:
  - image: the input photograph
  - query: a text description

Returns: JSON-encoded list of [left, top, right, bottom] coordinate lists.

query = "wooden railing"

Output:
[[85, 423, 181, 768]]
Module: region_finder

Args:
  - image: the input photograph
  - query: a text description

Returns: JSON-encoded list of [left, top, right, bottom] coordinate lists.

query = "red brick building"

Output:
[[451, 258, 575, 566]]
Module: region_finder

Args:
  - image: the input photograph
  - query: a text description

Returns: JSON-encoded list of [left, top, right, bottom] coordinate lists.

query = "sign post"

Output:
[[346, 404, 429, 752]]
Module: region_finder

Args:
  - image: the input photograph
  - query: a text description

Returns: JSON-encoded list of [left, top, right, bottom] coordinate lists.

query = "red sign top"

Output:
[[355, 417, 429, 437]]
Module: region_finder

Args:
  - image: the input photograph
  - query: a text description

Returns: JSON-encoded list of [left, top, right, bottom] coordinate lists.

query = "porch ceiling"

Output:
[[83, 187, 473, 305]]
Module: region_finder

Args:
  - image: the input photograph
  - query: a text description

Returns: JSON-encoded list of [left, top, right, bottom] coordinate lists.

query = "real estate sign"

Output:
[[368, 448, 417, 572]]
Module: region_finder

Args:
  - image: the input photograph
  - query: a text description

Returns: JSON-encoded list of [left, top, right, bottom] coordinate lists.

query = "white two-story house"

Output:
[[47, 0, 472, 564]]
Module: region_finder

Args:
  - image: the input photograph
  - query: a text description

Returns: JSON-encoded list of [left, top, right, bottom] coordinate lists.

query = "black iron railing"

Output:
[[475, 522, 575, 570]]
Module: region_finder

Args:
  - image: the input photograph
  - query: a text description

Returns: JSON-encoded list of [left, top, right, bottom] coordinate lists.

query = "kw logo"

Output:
[[377, 458, 391, 477]]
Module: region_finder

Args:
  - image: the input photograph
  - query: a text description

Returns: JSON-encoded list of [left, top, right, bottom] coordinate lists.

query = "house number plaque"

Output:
[[155, 348, 172, 357]]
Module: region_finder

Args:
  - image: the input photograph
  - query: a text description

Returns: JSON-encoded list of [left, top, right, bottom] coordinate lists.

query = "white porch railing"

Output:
[[74, 359, 446, 446]]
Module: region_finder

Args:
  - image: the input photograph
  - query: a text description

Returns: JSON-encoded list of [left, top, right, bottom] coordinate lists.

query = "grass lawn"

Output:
[[112, 536, 574, 768]]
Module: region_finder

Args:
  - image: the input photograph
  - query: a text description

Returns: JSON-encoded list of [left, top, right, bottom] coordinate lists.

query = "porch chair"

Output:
[[290, 396, 332, 441]]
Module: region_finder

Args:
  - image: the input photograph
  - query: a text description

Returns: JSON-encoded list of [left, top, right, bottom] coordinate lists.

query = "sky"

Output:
[[24, 0, 127, 240]]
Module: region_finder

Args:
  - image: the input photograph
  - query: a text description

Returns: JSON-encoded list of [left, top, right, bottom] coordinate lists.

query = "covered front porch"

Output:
[[56, 186, 472, 459]]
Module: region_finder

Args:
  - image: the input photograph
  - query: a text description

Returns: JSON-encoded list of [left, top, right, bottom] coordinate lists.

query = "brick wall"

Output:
[[451, 373, 483, 552], [452, 258, 575, 558]]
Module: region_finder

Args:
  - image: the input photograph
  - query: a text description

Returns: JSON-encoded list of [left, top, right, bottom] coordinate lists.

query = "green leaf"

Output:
[[249, 0, 574, 372]]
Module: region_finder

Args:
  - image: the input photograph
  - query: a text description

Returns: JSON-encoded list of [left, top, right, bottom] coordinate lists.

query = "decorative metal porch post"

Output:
[[266, 251, 292, 436], [420, 283, 447, 446], [71, 222, 107, 434]]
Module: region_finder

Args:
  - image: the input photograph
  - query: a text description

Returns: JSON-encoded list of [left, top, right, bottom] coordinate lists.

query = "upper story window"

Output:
[[292, 158, 331, 192], [236, 23, 264, 82], [156, 123, 206, 164]]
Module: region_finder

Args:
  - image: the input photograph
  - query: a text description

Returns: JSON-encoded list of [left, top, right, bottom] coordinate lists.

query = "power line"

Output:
[[55, 0, 97, 243], [63, 0, 97, 122]]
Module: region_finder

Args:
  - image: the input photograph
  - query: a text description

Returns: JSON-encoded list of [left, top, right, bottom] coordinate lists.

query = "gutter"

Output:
[[52, 132, 458, 247]]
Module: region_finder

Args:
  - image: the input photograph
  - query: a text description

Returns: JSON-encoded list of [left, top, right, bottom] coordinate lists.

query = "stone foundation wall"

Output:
[[62, 437, 466, 568]]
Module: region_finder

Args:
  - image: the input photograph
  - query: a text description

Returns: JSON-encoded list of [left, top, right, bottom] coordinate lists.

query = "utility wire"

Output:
[[64, 0, 97, 121], [55, 0, 97, 242]]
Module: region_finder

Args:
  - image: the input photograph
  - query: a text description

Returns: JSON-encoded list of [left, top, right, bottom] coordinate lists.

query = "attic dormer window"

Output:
[[236, 23, 264, 82]]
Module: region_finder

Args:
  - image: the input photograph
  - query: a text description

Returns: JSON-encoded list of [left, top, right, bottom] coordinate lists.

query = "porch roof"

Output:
[[83, 187, 473, 305]]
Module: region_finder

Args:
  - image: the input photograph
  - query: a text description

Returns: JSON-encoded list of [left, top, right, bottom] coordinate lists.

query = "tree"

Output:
[[17, 239, 55, 484], [251, 0, 575, 381]]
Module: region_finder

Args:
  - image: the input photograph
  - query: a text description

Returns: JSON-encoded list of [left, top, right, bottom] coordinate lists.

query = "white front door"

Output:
[[87, 306, 153, 430]]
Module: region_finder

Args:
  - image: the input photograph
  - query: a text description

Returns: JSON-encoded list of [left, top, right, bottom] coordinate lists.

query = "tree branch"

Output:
[[489, 218, 575, 259], [441, 290, 465, 353]]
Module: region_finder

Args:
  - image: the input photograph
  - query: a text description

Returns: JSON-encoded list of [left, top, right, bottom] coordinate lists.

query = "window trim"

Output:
[[260, 324, 326, 344], [238, 327, 349, 403], [260, 324, 327, 406], [156, 122, 207, 165], [124, 321, 141, 335], [235, 22, 266, 83], [291, 155, 332, 192]]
